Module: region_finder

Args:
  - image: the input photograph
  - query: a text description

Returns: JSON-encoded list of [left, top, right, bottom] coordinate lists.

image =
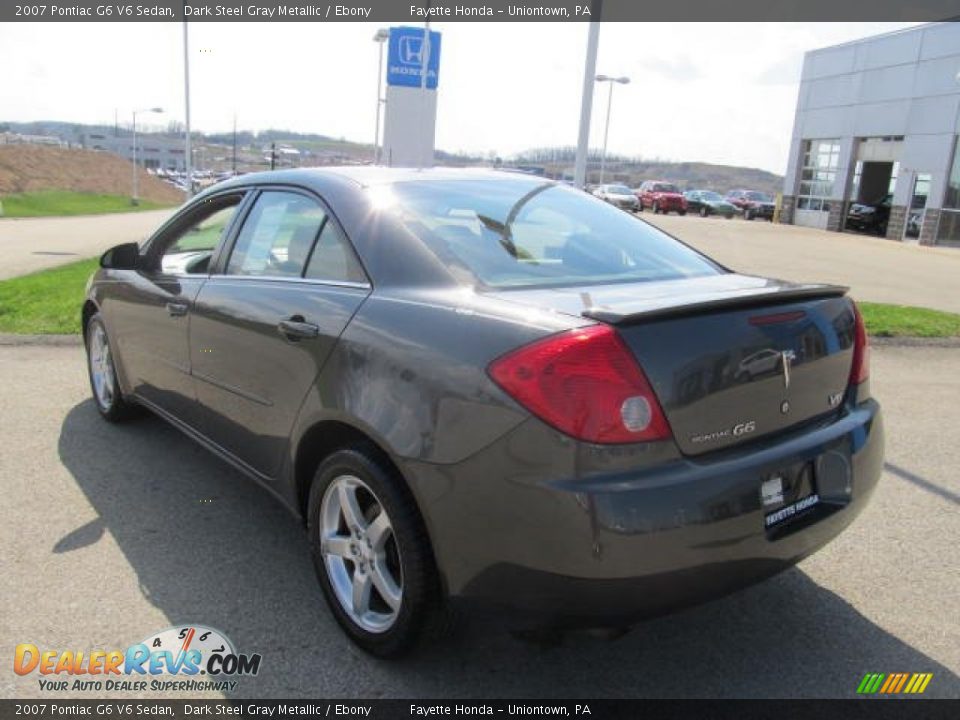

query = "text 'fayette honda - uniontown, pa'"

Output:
[[83, 167, 883, 657]]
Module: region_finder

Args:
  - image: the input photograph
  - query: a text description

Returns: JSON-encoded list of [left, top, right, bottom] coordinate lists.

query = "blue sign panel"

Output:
[[386, 26, 442, 90]]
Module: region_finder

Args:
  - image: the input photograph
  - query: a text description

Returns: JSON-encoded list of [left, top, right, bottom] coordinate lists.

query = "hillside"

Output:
[[0, 145, 184, 204]]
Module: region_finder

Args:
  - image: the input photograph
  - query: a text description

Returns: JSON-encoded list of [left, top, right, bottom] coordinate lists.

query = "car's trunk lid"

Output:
[[488, 274, 857, 455]]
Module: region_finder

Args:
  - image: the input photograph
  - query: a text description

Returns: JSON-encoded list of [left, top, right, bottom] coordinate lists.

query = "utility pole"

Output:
[[270, 142, 276, 171]]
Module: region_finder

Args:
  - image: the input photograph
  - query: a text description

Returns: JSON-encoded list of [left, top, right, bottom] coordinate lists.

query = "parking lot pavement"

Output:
[[0, 209, 174, 280], [1, 343, 958, 700], [643, 213, 960, 314]]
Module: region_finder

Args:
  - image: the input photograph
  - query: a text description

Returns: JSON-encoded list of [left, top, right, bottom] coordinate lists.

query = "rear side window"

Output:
[[226, 191, 325, 277], [384, 178, 720, 289], [304, 220, 367, 284]]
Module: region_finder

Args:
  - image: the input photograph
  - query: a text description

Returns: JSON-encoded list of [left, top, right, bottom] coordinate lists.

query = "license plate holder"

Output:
[[762, 461, 818, 529]]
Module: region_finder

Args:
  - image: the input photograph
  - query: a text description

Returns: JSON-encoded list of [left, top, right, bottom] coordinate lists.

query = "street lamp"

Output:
[[372, 27, 390, 164], [131, 106, 163, 205], [595, 75, 629, 185]]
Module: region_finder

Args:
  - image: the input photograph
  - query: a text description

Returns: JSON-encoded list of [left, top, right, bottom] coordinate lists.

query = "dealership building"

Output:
[[781, 22, 960, 247]]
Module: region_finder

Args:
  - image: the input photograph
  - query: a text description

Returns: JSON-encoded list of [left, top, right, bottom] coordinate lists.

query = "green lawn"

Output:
[[2, 260, 960, 339], [0, 190, 174, 218], [0, 258, 98, 334], [859, 302, 960, 338]]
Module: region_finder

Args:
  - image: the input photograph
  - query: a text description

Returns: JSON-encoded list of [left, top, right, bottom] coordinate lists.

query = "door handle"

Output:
[[278, 317, 319, 341], [166, 302, 189, 317]]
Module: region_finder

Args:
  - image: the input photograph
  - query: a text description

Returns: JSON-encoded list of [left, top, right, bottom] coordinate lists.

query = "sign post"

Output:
[[381, 26, 442, 168]]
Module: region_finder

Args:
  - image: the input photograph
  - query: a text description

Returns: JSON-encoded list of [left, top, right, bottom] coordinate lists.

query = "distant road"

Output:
[[0, 209, 174, 280]]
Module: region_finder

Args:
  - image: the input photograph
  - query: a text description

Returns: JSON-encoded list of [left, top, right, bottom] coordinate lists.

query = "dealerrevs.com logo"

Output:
[[14, 625, 262, 693]]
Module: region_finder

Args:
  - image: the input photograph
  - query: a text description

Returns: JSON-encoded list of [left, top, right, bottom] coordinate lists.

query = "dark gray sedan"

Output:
[[83, 168, 883, 657]]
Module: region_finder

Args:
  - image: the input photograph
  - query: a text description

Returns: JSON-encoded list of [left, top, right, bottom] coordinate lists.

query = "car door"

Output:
[[108, 191, 248, 427], [189, 187, 371, 480]]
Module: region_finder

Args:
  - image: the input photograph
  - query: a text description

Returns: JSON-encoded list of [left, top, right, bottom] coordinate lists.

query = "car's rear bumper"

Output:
[[403, 399, 884, 628]]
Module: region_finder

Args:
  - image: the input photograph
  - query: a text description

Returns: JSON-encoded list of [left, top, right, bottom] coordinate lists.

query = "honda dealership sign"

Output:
[[387, 26, 442, 89]]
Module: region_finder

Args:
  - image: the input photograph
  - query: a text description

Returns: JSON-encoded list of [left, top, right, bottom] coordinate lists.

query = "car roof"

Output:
[[204, 165, 544, 194]]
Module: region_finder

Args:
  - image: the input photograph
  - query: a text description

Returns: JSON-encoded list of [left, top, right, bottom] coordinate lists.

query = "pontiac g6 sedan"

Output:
[[83, 168, 883, 657]]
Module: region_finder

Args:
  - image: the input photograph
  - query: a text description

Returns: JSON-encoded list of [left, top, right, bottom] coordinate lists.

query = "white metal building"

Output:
[[781, 22, 960, 247]]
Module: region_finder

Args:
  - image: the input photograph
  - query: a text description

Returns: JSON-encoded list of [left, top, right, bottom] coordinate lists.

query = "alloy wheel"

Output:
[[319, 474, 403, 633], [89, 324, 116, 411]]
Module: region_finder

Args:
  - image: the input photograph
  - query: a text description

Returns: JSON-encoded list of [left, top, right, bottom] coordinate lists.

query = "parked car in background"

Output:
[[845, 194, 892, 236], [683, 190, 737, 219], [593, 183, 640, 211], [83, 167, 882, 657], [636, 181, 688, 215], [727, 190, 776, 221]]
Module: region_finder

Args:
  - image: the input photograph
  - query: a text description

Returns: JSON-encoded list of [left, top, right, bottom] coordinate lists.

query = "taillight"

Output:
[[487, 325, 672, 444], [850, 302, 870, 385]]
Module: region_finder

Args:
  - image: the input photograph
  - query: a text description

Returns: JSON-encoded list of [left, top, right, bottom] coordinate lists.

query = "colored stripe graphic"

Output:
[[857, 672, 932, 694]]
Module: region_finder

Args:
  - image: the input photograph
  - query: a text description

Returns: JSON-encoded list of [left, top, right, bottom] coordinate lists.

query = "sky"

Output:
[[0, 21, 920, 175]]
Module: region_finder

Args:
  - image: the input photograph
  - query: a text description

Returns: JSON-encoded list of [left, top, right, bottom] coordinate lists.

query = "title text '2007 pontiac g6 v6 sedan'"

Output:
[[83, 168, 883, 657]]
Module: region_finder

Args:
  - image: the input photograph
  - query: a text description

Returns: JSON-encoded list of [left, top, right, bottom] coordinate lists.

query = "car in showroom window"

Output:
[[83, 167, 882, 658]]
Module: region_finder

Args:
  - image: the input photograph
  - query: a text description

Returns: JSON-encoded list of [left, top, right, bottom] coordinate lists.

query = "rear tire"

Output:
[[699, 206, 708, 218], [745, 208, 754, 221], [652, 202, 660, 214], [678, 210, 686, 216], [307, 446, 441, 658], [85, 313, 138, 423]]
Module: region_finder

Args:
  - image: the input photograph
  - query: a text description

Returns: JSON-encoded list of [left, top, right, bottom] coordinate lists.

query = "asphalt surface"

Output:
[[1, 343, 957, 699], [644, 212, 960, 314], [0, 209, 172, 279]]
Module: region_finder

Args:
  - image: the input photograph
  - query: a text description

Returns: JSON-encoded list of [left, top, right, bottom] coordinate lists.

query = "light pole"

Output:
[[373, 28, 389, 164], [574, 20, 600, 189], [131, 107, 163, 206], [595, 75, 629, 186], [183, 19, 193, 198]]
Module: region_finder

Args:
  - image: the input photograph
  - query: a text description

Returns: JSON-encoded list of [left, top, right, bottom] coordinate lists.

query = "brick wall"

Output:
[[886, 205, 907, 241], [779, 195, 795, 224]]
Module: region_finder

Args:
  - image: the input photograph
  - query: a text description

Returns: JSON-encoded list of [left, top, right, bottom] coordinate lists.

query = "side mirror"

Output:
[[100, 242, 141, 270]]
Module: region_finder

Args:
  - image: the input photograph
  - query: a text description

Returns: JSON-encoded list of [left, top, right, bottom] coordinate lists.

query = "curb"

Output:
[[2, 333, 959, 349], [0, 333, 84, 347]]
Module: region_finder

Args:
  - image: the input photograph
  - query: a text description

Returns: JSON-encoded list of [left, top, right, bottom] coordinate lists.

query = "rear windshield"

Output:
[[746, 191, 773, 201], [382, 178, 721, 289], [606, 184, 633, 194], [653, 183, 679, 193]]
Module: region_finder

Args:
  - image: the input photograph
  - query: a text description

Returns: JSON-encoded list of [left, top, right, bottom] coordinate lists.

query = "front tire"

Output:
[[307, 446, 440, 657], [699, 206, 709, 218], [85, 313, 137, 422], [745, 208, 754, 221], [652, 201, 660, 214]]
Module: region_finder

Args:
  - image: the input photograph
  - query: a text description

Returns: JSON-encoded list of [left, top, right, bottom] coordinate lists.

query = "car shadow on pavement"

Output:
[[59, 400, 958, 699]]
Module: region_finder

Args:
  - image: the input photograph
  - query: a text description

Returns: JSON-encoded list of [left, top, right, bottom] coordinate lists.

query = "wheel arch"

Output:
[[292, 418, 447, 595], [81, 299, 99, 342]]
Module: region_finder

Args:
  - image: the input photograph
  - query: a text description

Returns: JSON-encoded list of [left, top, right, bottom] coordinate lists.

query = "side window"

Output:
[[304, 219, 367, 284], [226, 191, 326, 277], [160, 195, 244, 275]]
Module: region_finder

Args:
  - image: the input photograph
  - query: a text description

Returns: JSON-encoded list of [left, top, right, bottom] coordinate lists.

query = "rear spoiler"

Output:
[[582, 284, 849, 325]]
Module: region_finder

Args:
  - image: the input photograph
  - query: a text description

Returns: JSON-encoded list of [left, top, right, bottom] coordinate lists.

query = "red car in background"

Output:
[[636, 181, 688, 215]]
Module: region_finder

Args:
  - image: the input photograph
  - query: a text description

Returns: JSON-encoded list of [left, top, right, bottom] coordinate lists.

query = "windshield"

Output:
[[746, 191, 773, 202], [383, 178, 721, 289], [607, 184, 633, 194], [700, 191, 723, 201], [653, 183, 679, 193]]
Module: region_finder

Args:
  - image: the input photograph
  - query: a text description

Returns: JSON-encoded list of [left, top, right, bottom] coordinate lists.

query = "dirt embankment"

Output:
[[0, 144, 185, 203]]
